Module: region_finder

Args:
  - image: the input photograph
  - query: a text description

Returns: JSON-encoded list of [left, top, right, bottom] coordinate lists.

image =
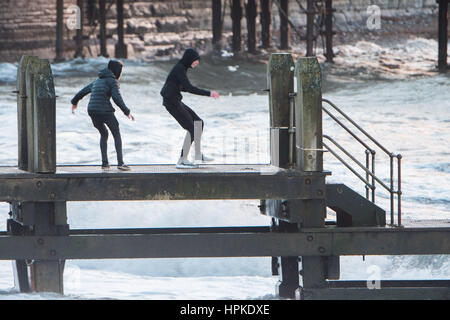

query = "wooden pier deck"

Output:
[[0, 164, 326, 202]]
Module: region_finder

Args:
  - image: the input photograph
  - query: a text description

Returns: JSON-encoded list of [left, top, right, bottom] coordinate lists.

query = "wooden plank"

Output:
[[302, 287, 450, 300], [0, 165, 326, 202], [0, 227, 449, 260]]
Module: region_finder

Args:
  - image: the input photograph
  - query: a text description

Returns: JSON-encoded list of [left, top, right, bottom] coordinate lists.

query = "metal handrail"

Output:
[[321, 98, 402, 226]]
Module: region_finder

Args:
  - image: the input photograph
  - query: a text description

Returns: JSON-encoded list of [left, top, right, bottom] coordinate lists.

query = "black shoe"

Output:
[[117, 164, 131, 171], [101, 163, 110, 170]]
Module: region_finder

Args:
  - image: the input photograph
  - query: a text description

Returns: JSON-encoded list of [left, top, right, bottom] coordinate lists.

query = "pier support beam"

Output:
[[306, 0, 315, 56], [115, 0, 128, 58], [212, 0, 223, 51], [260, 0, 272, 48], [12, 56, 68, 294], [55, 0, 64, 62], [324, 0, 334, 63], [437, 0, 448, 71], [279, 0, 290, 49], [295, 57, 328, 297], [99, 0, 108, 57], [75, 0, 84, 58], [231, 0, 243, 53], [266, 53, 300, 299], [245, 0, 257, 54]]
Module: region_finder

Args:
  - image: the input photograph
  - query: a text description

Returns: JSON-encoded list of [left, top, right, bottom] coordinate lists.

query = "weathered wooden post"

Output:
[[212, 0, 223, 51], [294, 57, 329, 297], [265, 53, 300, 298], [10, 56, 69, 294], [115, 0, 128, 58], [245, 0, 257, 54], [260, 0, 272, 48], [231, 0, 243, 52], [279, 0, 290, 49]]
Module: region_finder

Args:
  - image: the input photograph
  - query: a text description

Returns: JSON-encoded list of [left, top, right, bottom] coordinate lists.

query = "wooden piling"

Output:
[[115, 0, 128, 58], [231, 0, 243, 52], [294, 57, 328, 295], [212, 0, 223, 51], [279, 0, 290, 49], [245, 0, 257, 54], [437, 0, 448, 71], [75, 0, 84, 58], [260, 0, 272, 48], [99, 0, 108, 57], [55, 0, 64, 62], [25, 58, 56, 174], [266, 53, 300, 298], [14, 56, 68, 294]]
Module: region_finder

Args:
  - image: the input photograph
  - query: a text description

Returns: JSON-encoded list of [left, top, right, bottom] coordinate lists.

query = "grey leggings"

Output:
[[90, 113, 124, 165]]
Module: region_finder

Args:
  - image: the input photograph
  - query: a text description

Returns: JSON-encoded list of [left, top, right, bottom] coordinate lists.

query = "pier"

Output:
[[4, 53, 450, 299]]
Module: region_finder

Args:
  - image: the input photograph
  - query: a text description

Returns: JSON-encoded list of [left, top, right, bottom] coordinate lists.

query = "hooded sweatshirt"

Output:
[[160, 48, 211, 102], [71, 68, 130, 116]]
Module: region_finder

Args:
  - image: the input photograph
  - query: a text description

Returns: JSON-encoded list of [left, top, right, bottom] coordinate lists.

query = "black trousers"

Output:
[[90, 113, 124, 165], [163, 99, 204, 154]]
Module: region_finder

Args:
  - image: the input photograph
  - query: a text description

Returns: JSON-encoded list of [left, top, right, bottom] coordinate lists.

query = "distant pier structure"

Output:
[[4, 53, 450, 298], [52, 0, 448, 70]]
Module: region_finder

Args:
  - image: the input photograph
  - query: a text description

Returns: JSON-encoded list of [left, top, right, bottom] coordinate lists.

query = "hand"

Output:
[[128, 113, 135, 121], [72, 104, 77, 114], [210, 91, 219, 99]]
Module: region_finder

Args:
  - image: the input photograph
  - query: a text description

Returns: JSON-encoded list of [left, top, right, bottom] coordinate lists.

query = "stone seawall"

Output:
[[0, 0, 440, 62]]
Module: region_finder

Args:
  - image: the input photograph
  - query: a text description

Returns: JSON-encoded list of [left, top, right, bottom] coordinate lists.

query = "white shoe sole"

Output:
[[176, 163, 199, 169]]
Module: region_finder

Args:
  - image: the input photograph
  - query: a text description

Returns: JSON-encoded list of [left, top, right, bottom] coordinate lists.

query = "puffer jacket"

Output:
[[71, 68, 130, 116], [160, 48, 210, 102]]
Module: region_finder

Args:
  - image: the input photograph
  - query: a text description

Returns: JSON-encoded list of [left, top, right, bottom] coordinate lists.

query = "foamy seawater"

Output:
[[0, 38, 449, 299]]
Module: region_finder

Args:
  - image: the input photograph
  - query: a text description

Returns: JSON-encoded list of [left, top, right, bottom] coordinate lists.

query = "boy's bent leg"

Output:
[[90, 115, 109, 165], [104, 114, 124, 166]]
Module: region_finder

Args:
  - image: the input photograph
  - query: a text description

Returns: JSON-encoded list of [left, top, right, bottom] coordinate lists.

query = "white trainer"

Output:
[[195, 154, 214, 162], [176, 159, 199, 169]]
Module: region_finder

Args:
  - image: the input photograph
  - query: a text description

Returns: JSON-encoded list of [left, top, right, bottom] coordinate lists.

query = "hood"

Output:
[[98, 68, 116, 79], [180, 48, 200, 68]]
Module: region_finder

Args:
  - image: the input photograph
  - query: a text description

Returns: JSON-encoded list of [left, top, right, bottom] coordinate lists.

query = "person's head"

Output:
[[108, 60, 124, 80], [180, 48, 200, 68]]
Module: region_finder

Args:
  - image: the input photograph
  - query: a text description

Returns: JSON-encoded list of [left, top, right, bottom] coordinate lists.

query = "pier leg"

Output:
[[99, 0, 108, 57], [260, 0, 272, 48], [212, 0, 223, 51], [75, 0, 84, 58], [279, 0, 290, 49], [55, 0, 64, 62], [306, 0, 315, 56], [438, 0, 448, 71], [115, 0, 128, 58], [295, 57, 328, 298], [231, 0, 243, 53], [29, 202, 68, 294], [246, 0, 257, 54], [324, 0, 334, 63], [266, 54, 300, 298]]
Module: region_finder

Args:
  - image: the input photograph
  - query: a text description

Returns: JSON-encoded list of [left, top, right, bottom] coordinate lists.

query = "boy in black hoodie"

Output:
[[71, 60, 135, 171], [160, 48, 219, 169]]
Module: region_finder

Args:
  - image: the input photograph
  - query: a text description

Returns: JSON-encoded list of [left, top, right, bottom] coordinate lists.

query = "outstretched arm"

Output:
[[71, 82, 93, 106], [176, 71, 211, 97], [110, 80, 131, 116]]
